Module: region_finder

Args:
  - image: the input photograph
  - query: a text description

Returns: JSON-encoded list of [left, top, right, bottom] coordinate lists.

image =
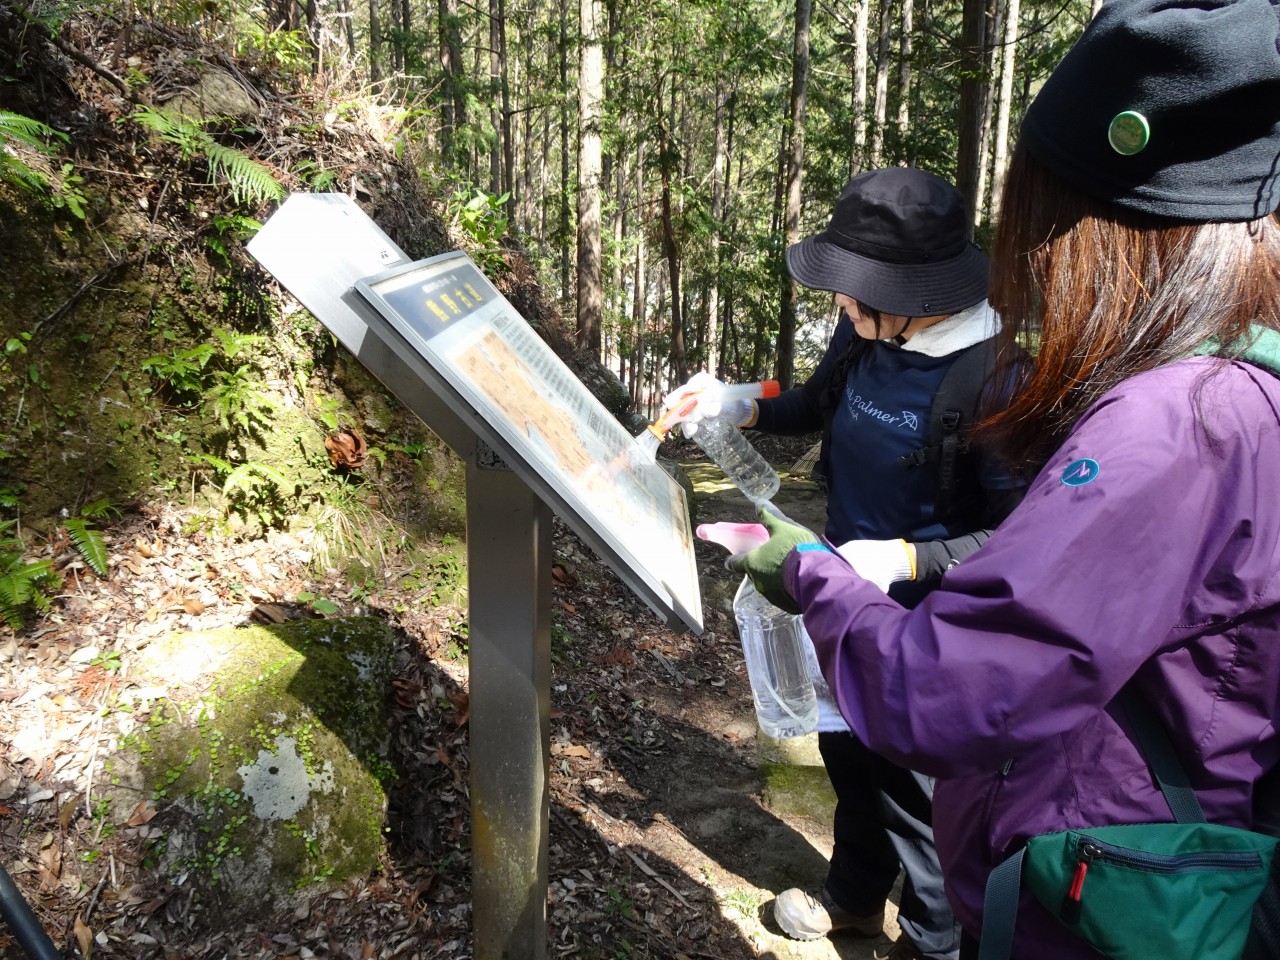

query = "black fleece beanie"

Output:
[[1021, 0, 1280, 223]]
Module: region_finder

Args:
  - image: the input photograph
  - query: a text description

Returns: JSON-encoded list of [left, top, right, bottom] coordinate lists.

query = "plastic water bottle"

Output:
[[694, 416, 780, 502], [733, 577, 818, 738]]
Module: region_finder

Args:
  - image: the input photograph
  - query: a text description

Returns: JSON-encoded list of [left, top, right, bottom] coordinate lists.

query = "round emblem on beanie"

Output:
[[1107, 111, 1150, 156]]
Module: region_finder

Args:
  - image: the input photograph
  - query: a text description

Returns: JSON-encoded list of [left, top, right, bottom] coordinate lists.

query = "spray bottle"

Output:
[[640, 381, 783, 503]]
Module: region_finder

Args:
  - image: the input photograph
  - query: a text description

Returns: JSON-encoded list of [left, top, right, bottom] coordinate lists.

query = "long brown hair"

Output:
[[979, 143, 1280, 475]]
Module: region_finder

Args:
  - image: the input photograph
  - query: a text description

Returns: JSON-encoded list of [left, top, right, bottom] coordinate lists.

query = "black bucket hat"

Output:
[[785, 167, 990, 317], [1020, 0, 1280, 222]]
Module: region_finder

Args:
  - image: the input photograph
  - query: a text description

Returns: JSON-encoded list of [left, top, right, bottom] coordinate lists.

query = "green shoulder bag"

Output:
[[978, 691, 1280, 960]]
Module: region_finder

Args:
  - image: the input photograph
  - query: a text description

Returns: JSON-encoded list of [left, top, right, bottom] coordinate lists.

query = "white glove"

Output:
[[834, 538, 915, 592], [659, 372, 753, 438], [660, 371, 722, 413]]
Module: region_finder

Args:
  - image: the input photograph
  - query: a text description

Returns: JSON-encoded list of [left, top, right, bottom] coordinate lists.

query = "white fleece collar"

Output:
[[890, 299, 1001, 358]]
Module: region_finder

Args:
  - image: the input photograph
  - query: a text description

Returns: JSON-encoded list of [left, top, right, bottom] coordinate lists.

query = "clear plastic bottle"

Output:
[[693, 416, 780, 502], [733, 577, 818, 738]]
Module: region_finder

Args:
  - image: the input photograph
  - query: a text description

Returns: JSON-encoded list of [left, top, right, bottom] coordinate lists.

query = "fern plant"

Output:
[[0, 520, 59, 629], [143, 328, 274, 432], [0, 110, 65, 192], [129, 106, 286, 207], [142, 342, 217, 398], [207, 365, 275, 432], [62, 500, 117, 578], [190, 454, 297, 530], [63, 518, 108, 577]]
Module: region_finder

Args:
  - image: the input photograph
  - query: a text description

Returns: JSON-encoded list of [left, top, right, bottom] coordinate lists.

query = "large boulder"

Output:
[[104, 617, 396, 920]]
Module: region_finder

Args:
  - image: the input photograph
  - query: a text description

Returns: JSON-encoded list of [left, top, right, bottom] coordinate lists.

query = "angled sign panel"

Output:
[[355, 252, 702, 634]]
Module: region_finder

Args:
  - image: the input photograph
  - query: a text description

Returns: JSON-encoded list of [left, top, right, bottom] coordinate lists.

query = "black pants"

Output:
[[819, 730, 960, 960]]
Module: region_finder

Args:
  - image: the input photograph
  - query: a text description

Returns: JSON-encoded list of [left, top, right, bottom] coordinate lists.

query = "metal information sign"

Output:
[[248, 194, 702, 960], [354, 254, 703, 635]]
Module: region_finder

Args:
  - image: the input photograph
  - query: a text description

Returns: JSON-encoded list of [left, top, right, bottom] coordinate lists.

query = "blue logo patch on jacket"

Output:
[[1061, 458, 1100, 486]]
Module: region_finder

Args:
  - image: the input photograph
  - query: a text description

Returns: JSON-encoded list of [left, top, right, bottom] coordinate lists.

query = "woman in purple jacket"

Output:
[[730, 0, 1280, 956]]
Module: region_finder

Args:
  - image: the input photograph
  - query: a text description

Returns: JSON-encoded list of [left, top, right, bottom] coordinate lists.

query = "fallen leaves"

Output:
[[0, 492, 766, 960], [124, 801, 157, 827], [551, 742, 594, 760], [325, 428, 368, 469], [38, 840, 62, 890], [74, 916, 93, 960]]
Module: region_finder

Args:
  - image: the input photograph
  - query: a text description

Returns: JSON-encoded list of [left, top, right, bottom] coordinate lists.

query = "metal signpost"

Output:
[[248, 195, 702, 960]]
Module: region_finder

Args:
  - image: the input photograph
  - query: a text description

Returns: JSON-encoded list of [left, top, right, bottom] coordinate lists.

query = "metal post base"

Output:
[[467, 453, 552, 960]]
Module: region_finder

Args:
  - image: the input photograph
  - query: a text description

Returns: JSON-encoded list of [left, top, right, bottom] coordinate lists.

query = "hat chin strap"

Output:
[[890, 315, 914, 345]]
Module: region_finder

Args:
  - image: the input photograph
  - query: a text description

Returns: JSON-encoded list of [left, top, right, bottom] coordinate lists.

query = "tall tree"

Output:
[[489, 0, 502, 194], [499, 1, 513, 198], [334, 0, 357, 59], [558, 0, 572, 302], [990, 0, 1020, 221], [516, 1, 538, 233], [705, 72, 727, 379], [656, 73, 688, 386], [438, 0, 465, 162], [777, 0, 812, 389], [849, 0, 870, 174], [973, 0, 1000, 227], [870, 0, 892, 167], [956, 0, 992, 230], [368, 0, 383, 82], [897, 0, 913, 159], [630, 140, 647, 408], [398, 0, 411, 70], [576, 0, 604, 354]]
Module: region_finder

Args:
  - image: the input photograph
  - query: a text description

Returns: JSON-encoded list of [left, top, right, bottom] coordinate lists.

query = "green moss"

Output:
[[759, 761, 837, 823], [107, 617, 396, 919]]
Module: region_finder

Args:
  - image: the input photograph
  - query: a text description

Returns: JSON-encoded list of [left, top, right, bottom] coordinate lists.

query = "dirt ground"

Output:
[[0, 435, 910, 959]]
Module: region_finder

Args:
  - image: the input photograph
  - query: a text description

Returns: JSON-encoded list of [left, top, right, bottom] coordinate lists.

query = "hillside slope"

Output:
[[0, 5, 626, 534]]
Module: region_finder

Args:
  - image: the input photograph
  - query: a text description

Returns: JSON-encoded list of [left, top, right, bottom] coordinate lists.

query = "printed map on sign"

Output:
[[355, 253, 702, 633]]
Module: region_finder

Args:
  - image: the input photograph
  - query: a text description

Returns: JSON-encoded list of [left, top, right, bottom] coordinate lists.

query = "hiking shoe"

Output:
[[874, 937, 925, 960], [772, 886, 884, 941]]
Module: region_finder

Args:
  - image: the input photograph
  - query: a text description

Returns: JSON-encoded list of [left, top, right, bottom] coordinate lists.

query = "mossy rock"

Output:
[[105, 617, 397, 920], [760, 760, 837, 823]]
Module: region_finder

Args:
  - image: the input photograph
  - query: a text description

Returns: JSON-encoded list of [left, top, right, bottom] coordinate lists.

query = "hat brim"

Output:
[[786, 235, 991, 317]]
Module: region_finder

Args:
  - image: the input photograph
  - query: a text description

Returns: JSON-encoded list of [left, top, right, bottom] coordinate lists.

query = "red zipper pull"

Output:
[[1061, 842, 1100, 924]]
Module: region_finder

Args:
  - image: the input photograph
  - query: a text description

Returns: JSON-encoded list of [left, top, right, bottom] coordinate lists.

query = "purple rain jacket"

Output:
[[785, 356, 1280, 958]]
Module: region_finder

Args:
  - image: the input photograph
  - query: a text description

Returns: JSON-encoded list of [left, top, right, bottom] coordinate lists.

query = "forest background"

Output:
[[321, 0, 1101, 399], [328, 0, 1099, 396]]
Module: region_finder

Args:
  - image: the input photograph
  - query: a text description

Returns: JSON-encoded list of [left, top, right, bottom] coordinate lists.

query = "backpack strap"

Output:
[[978, 690, 1206, 960], [1243, 853, 1280, 960], [898, 337, 998, 517], [978, 847, 1027, 960], [1117, 688, 1206, 825]]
